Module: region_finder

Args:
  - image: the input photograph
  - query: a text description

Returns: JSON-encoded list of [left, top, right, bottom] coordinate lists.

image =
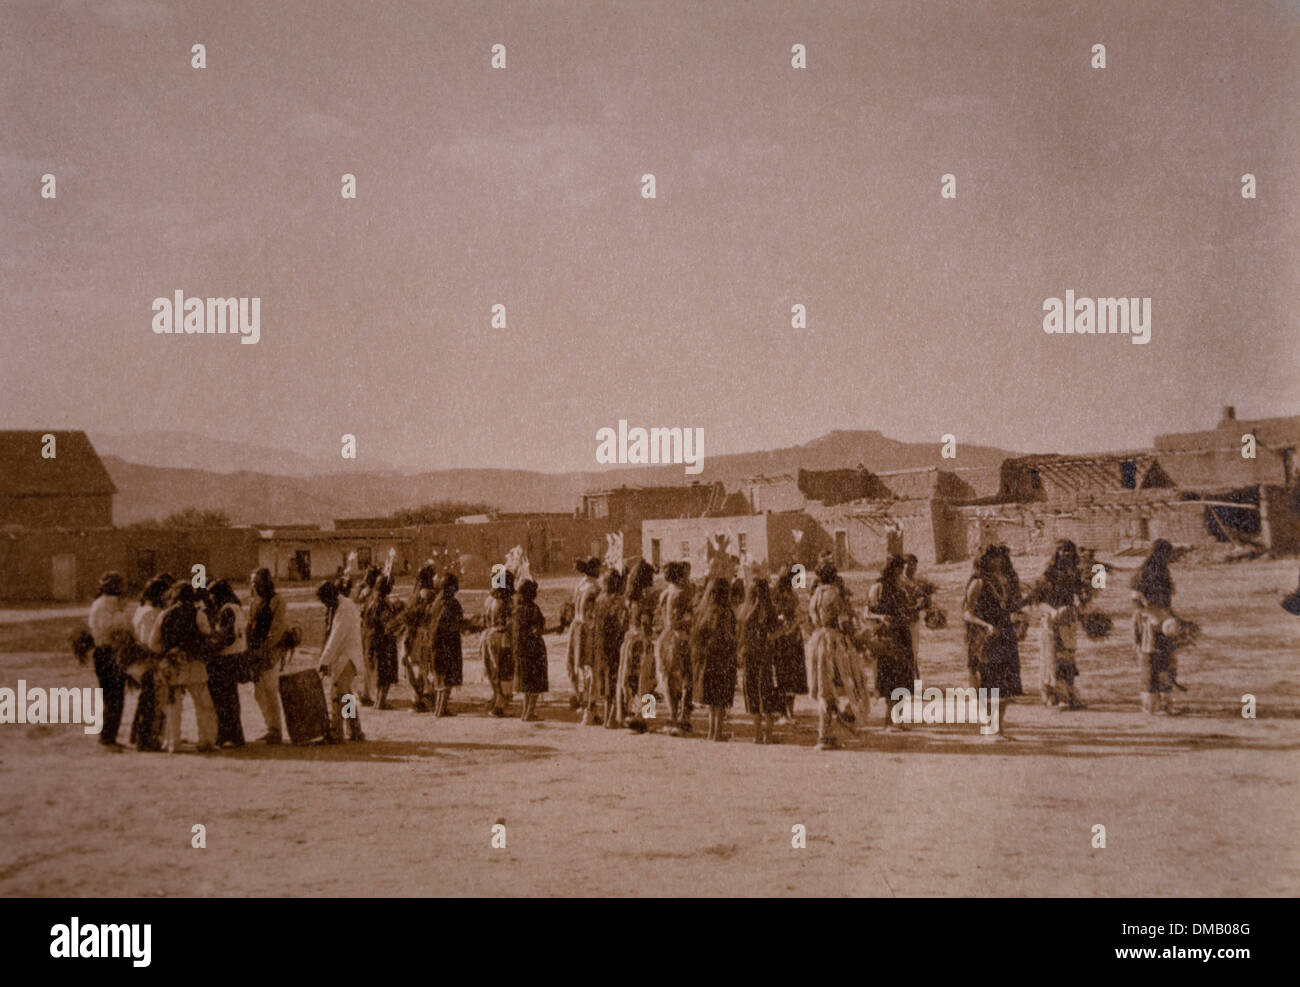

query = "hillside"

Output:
[[102, 429, 1023, 526]]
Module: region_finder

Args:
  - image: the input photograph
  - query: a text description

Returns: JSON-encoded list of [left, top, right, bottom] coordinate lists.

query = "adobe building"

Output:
[[640, 512, 822, 573], [0, 430, 116, 528], [1154, 406, 1298, 489], [581, 482, 732, 525], [257, 525, 418, 582], [256, 515, 630, 583], [951, 410, 1300, 557], [0, 526, 261, 602], [742, 467, 888, 513]]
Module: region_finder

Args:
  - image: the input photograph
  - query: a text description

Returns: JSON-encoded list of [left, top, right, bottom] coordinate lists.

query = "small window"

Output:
[[356, 546, 373, 567], [737, 532, 748, 553], [680, 541, 690, 560], [594, 499, 609, 519], [650, 539, 661, 568], [1120, 460, 1138, 489]]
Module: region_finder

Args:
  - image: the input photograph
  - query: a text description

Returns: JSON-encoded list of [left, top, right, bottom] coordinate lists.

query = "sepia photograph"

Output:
[[0, 0, 1295, 951]]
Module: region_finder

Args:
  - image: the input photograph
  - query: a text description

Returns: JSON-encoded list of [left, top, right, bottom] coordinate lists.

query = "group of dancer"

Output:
[[80, 537, 1194, 753], [339, 562, 551, 724], [82, 568, 300, 752], [563, 548, 993, 748], [555, 536, 1193, 748]]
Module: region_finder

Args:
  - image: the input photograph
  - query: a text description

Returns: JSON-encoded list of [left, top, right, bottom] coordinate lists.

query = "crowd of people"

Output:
[[80, 538, 1197, 753], [83, 567, 302, 752]]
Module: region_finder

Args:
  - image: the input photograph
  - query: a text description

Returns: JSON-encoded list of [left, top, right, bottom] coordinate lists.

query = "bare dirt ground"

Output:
[[1, 557, 1297, 897]]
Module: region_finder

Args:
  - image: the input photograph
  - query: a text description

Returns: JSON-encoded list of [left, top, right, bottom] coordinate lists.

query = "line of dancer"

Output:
[[79, 539, 1196, 752]]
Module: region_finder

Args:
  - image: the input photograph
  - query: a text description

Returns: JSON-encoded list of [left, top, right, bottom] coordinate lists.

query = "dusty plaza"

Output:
[[1, 554, 1295, 898], [2, 0, 1299, 941]]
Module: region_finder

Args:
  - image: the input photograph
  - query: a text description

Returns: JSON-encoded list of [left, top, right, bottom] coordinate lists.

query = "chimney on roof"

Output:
[[1219, 406, 1237, 426]]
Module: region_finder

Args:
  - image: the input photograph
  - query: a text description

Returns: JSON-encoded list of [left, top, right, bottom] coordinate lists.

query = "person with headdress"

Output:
[[129, 575, 172, 751], [480, 570, 517, 717], [204, 579, 247, 747], [512, 579, 548, 721], [565, 557, 602, 716], [738, 577, 782, 744], [316, 581, 365, 743], [615, 561, 658, 730], [402, 564, 441, 711], [319, 575, 342, 644], [355, 565, 383, 705], [962, 545, 1024, 739], [655, 560, 696, 735], [86, 571, 133, 751], [867, 555, 920, 731], [246, 567, 289, 744], [1131, 539, 1179, 714], [729, 576, 746, 610], [365, 574, 401, 710], [692, 576, 738, 742], [431, 572, 468, 717], [592, 568, 630, 727], [1028, 540, 1087, 709], [152, 583, 219, 753], [900, 554, 933, 677], [805, 560, 868, 750], [770, 566, 808, 724]]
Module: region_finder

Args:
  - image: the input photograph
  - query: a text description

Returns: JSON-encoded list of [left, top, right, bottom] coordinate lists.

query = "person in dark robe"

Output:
[[868, 554, 919, 731], [365, 575, 401, 710], [592, 568, 627, 727], [962, 546, 1024, 739], [770, 568, 808, 723], [204, 579, 246, 747], [691, 577, 738, 742], [512, 579, 549, 721], [431, 573, 468, 717], [738, 578, 782, 744], [1132, 539, 1178, 714]]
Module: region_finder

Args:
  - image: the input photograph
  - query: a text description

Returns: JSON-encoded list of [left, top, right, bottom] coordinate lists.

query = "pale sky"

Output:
[[2, 0, 1297, 474]]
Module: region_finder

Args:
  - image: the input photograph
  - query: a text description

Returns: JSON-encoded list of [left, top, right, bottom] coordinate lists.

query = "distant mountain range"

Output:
[[99, 429, 1023, 526], [89, 430, 400, 476]]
